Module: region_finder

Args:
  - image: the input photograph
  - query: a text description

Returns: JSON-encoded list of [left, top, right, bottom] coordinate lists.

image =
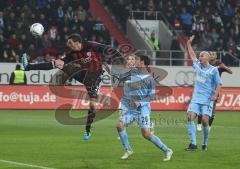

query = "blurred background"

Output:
[[0, 0, 240, 66]]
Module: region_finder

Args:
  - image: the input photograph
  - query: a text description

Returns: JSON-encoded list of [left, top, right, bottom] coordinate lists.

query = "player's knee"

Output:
[[116, 121, 124, 132], [142, 130, 152, 140], [187, 112, 195, 121], [202, 116, 209, 126], [88, 110, 96, 119], [89, 103, 96, 111]]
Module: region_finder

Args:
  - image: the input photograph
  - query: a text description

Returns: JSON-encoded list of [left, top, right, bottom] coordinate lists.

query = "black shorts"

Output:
[[71, 70, 103, 99]]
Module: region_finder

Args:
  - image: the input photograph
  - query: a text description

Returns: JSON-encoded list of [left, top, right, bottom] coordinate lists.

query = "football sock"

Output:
[[29, 62, 54, 70], [202, 125, 209, 145], [149, 135, 171, 153], [209, 114, 215, 126], [118, 129, 131, 151], [188, 121, 197, 145], [85, 110, 96, 134]]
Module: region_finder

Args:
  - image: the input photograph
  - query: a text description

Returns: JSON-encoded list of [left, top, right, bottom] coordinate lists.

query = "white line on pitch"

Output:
[[0, 159, 57, 169]]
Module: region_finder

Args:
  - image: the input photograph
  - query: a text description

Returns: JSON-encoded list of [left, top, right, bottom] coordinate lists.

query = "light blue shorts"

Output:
[[187, 101, 214, 117], [119, 103, 151, 128]]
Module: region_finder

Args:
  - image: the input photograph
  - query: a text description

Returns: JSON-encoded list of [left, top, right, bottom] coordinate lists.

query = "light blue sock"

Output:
[[202, 125, 209, 145], [119, 129, 131, 151], [188, 121, 197, 145], [149, 135, 171, 153]]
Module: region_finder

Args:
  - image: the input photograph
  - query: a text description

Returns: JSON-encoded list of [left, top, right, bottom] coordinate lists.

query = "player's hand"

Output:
[[55, 59, 65, 69], [187, 35, 195, 44]]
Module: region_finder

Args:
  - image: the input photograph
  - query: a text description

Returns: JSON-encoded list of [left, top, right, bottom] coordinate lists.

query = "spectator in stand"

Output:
[[15, 43, 25, 62], [210, 28, 220, 44], [15, 22, 25, 39], [42, 34, 51, 48], [48, 25, 58, 47], [57, 5, 64, 20], [179, 7, 193, 35], [3, 43, 17, 62], [215, 38, 226, 52], [20, 34, 31, 51], [66, 6, 75, 20], [79, 25, 88, 40], [223, 2, 235, 23], [55, 35, 65, 50], [0, 11, 4, 32], [76, 5, 87, 22], [0, 34, 4, 61], [227, 37, 237, 55], [36, 0, 48, 10], [4, 25, 13, 39], [146, 0, 156, 19], [212, 11, 223, 32], [38, 14, 48, 30], [27, 44, 36, 61], [192, 10, 205, 35], [8, 33, 19, 49], [219, 27, 228, 42]]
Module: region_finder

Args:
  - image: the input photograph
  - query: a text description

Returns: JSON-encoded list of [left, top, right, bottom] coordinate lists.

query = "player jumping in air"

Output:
[[116, 54, 173, 161], [196, 51, 232, 132], [186, 35, 222, 151], [22, 33, 121, 140]]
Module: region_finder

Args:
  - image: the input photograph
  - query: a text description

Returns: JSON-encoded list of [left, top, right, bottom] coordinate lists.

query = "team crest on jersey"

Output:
[[196, 76, 206, 83], [87, 52, 92, 57], [203, 73, 209, 77]]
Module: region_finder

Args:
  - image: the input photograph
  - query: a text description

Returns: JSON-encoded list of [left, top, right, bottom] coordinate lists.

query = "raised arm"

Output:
[[187, 35, 197, 61]]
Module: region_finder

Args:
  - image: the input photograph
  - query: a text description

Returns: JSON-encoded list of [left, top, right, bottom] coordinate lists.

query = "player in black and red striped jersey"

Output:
[[197, 51, 232, 131], [22, 33, 122, 140]]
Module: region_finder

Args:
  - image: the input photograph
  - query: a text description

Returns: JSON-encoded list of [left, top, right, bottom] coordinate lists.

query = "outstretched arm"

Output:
[[219, 63, 233, 74], [186, 35, 197, 61]]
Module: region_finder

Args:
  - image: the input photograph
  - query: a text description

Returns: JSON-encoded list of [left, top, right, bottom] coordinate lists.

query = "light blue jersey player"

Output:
[[186, 36, 222, 151], [116, 54, 173, 161]]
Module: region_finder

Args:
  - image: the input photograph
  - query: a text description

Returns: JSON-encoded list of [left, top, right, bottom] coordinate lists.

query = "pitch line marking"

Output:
[[0, 159, 57, 169]]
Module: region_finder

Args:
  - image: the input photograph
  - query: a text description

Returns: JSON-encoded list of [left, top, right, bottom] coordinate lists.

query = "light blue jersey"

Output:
[[119, 69, 155, 128], [191, 59, 222, 105], [120, 69, 155, 109]]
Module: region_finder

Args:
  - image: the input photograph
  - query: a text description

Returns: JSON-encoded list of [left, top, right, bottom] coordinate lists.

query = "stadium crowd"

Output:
[[0, 0, 111, 63], [104, 0, 240, 65]]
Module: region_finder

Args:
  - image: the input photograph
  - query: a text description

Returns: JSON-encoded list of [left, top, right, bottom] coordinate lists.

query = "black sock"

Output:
[[29, 61, 54, 70], [85, 110, 96, 134], [209, 114, 215, 126]]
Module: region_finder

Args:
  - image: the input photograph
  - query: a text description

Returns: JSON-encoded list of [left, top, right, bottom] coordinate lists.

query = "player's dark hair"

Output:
[[135, 53, 151, 72], [67, 33, 82, 43]]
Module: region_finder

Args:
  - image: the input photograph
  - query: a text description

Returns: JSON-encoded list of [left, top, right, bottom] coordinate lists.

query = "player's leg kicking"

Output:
[[22, 53, 102, 140]]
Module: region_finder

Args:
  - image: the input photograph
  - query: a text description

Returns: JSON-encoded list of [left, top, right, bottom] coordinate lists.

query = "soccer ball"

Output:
[[30, 23, 44, 36]]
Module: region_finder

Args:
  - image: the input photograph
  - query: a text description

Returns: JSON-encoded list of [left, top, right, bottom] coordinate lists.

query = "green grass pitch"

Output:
[[0, 110, 239, 169]]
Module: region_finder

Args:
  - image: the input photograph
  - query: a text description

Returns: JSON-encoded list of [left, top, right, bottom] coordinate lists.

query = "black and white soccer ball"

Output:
[[30, 23, 44, 37]]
